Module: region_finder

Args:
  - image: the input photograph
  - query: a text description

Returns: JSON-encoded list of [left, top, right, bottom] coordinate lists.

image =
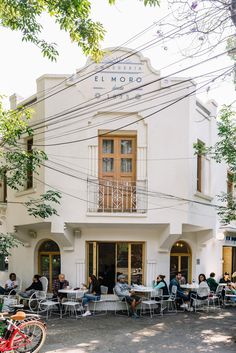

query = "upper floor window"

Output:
[[98, 134, 137, 212], [26, 138, 33, 189], [197, 139, 210, 195]]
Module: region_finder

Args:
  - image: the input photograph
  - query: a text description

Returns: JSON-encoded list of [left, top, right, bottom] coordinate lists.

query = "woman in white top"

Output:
[[5, 273, 18, 295], [190, 273, 210, 307]]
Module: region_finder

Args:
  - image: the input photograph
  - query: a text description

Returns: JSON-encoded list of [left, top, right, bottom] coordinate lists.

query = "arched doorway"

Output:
[[170, 241, 192, 283], [38, 240, 61, 291]]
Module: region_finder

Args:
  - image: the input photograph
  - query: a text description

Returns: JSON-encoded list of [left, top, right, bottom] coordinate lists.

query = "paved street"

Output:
[[41, 308, 236, 353]]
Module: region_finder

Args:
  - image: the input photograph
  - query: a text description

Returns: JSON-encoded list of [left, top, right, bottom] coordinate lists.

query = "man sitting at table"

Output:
[[169, 272, 190, 309], [219, 272, 231, 284], [114, 274, 141, 318], [53, 274, 69, 300]]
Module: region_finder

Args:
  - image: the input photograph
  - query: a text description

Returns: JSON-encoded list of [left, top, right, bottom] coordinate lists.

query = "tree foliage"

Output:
[[0, 233, 23, 256], [0, 0, 160, 62], [164, 1, 235, 60], [0, 0, 160, 254], [0, 98, 61, 218], [195, 106, 236, 224]]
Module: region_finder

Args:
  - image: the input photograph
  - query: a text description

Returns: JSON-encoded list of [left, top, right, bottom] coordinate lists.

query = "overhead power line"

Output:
[[29, 61, 233, 147]]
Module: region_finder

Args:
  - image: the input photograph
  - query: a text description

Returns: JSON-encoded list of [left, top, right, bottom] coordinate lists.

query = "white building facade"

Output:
[[0, 48, 231, 291]]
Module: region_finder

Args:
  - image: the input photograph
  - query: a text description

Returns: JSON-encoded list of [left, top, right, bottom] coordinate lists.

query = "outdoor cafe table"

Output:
[[132, 286, 154, 299], [58, 288, 87, 298], [180, 284, 199, 291]]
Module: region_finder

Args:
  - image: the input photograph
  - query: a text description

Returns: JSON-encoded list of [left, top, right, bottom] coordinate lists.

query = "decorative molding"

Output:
[[137, 146, 147, 180], [88, 145, 98, 176], [62, 246, 74, 252]]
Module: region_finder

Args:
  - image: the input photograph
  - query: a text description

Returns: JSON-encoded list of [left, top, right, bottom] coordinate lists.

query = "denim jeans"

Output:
[[82, 294, 100, 306]]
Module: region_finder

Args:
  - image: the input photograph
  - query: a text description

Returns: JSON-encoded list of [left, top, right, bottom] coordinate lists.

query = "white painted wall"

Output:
[[3, 48, 228, 287]]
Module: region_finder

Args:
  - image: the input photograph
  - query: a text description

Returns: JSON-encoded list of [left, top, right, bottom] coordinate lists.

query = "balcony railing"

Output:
[[87, 179, 147, 213]]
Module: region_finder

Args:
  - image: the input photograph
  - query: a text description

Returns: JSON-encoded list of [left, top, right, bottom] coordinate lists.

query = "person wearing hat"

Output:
[[219, 272, 231, 284], [114, 274, 141, 318]]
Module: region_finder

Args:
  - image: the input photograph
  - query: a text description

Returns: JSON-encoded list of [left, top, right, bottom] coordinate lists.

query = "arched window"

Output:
[[38, 240, 60, 291], [39, 240, 60, 252], [170, 241, 192, 282]]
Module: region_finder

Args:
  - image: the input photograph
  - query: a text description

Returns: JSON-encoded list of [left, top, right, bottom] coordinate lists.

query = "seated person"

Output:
[[169, 271, 190, 309], [225, 283, 236, 302], [5, 273, 19, 295], [18, 274, 42, 298], [179, 275, 186, 285], [153, 275, 169, 297], [82, 274, 101, 317], [114, 274, 141, 318], [219, 272, 231, 284], [207, 272, 218, 292], [52, 274, 69, 300], [0, 283, 5, 295], [190, 274, 210, 307]]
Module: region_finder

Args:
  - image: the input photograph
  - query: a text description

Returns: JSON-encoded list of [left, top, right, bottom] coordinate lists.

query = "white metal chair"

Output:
[[113, 288, 129, 316], [58, 291, 85, 319], [38, 297, 61, 320], [208, 291, 221, 309], [19, 276, 49, 313], [141, 289, 163, 318], [164, 285, 177, 313], [90, 285, 108, 315], [190, 285, 210, 312]]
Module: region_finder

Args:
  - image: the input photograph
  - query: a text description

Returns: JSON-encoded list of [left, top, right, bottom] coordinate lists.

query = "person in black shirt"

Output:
[[219, 272, 231, 284], [18, 274, 43, 298], [82, 274, 101, 316]]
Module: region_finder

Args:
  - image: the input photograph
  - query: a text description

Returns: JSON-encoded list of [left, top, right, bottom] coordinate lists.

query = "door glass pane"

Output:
[[181, 256, 189, 283], [131, 244, 143, 285], [171, 241, 190, 254], [52, 255, 61, 284], [170, 256, 178, 280], [121, 158, 132, 173], [88, 242, 93, 277], [39, 240, 59, 252], [40, 255, 50, 279], [103, 158, 114, 172], [121, 140, 132, 154], [103, 140, 114, 154], [98, 243, 116, 294], [117, 243, 128, 280]]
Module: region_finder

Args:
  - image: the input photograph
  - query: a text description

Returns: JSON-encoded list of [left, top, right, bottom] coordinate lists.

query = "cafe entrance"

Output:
[[87, 241, 144, 293], [170, 241, 192, 283], [38, 240, 61, 291]]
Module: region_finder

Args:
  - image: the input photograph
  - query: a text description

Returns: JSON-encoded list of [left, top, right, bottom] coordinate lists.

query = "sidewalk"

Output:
[[42, 308, 236, 353]]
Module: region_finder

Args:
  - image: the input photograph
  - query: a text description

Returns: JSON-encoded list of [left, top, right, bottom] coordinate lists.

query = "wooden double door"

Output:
[[38, 240, 61, 291], [99, 135, 136, 212]]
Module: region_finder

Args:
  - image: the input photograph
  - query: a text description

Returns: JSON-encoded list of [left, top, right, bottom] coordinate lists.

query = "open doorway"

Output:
[[98, 243, 116, 293], [87, 241, 144, 293], [170, 241, 191, 283]]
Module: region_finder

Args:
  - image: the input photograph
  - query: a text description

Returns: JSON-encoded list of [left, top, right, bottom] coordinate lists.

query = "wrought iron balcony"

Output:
[[87, 179, 147, 213]]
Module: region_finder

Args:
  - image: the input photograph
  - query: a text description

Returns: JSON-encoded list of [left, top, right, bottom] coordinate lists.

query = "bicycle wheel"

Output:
[[10, 320, 46, 353]]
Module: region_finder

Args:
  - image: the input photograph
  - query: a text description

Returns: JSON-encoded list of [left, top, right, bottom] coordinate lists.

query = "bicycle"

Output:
[[0, 311, 47, 352]]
